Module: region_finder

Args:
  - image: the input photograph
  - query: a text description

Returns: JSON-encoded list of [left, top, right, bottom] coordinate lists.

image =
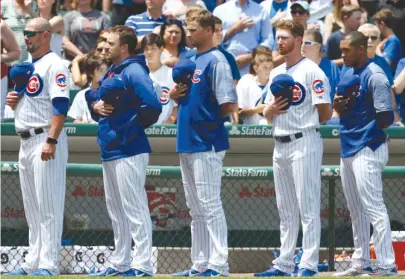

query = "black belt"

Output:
[[18, 128, 45, 139], [275, 129, 319, 143]]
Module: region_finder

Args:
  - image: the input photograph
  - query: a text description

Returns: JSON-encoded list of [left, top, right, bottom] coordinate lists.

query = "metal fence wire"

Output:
[[1, 164, 405, 274]]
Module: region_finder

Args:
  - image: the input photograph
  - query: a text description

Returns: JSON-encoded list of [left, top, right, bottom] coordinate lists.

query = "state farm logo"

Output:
[[238, 186, 276, 198], [72, 185, 104, 197], [1, 207, 26, 218]]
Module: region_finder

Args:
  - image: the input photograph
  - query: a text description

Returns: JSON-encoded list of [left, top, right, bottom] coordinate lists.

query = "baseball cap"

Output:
[[291, 1, 310, 11], [336, 73, 361, 98], [99, 76, 128, 105], [270, 74, 295, 110], [10, 62, 35, 97], [172, 59, 196, 85]]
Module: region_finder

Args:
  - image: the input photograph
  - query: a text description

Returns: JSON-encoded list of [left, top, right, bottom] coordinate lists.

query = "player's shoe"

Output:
[[4, 268, 28, 276], [119, 268, 152, 277], [31, 268, 54, 276], [360, 267, 398, 277], [254, 267, 291, 277], [297, 268, 318, 277], [89, 267, 119, 277], [172, 269, 201, 277], [332, 267, 373, 277], [194, 269, 227, 277]]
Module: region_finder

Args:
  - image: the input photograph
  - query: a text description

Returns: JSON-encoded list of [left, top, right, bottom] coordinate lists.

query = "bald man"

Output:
[[5, 18, 70, 276]]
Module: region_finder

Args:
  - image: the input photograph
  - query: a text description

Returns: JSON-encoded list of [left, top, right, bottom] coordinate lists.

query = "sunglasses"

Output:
[[366, 36, 378, 41], [303, 41, 319, 46], [23, 30, 46, 37], [291, 10, 307, 15]]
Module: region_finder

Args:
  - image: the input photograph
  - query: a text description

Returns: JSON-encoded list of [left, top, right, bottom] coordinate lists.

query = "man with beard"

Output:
[[254, 19, 332, 278], [5, 17, 69, 276], [85, 25, 162, 277]]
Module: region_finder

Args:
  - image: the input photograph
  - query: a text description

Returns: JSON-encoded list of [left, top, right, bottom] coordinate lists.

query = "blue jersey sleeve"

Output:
[[368, 72, 393, 113], [382, 37, 401, 65], [211, 61, 238, 105], [125, 64, 162, 128]]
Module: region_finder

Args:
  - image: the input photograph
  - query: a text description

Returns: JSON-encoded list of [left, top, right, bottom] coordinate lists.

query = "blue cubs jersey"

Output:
[[176, 47, 237, 153], [340, 61, 393, 158], [87, 56, 162, 161]]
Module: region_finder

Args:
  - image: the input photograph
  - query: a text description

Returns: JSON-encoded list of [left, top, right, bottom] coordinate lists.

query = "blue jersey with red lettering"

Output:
[[176, 47, 237, 153], [340, 61, 392, 158]]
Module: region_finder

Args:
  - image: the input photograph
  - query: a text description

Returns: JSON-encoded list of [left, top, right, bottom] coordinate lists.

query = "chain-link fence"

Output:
[[1, 163, 405, 274]]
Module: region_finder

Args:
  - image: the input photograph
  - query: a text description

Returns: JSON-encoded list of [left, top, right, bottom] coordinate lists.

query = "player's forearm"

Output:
[[232, 111, 239, 124], [220, 102, 238, 117], [393, 69, 405, 94], [239, 106, 262, 116], [48, 114, 66, 140], [317, 104, 333, 124], [1, 51, 21, 63]]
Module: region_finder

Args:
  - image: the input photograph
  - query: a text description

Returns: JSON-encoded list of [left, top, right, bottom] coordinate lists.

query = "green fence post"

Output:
[[328, 179, 336, 271]]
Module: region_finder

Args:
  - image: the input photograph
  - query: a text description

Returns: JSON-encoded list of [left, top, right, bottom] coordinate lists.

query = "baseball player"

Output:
[[169, 10, 237, 277], [5, 18, 69, 276], [142, 33, 177, 124], [332, 31, 397, 277], [85, 25, 162, 277], [255, 19, 332, 278]]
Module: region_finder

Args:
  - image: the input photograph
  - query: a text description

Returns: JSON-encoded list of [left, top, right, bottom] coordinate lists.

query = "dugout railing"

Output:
[[1, 162, 405, 274]]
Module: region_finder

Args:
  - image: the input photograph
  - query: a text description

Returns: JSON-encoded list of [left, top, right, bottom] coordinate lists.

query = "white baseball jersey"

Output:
[[16, 51, 69, 275], [67, 87, 97, 123], [237, 74, 267, 125], [149, 65, 176, 124], [15, 52, 70, 132], [266, 57, 331, 136]]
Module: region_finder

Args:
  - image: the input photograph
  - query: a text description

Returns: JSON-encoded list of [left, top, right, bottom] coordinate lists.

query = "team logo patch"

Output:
[[55, 73, 67, 88], [25, 74, 44, 97], [191, 70, 202, 83], [159, 87, 170, 105], [312, 80, 325, 95], [291, 82, 306, 106]]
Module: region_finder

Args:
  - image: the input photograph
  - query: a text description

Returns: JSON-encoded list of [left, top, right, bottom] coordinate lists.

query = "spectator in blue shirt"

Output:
[[373, 9, 403, 74], [260, 0, 289, 42], [213, 0, 273, 76], [125, 0, 167, 49]]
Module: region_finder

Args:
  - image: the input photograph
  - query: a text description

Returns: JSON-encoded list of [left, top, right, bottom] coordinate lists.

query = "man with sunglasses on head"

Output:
[[5, 17, 69, 277]]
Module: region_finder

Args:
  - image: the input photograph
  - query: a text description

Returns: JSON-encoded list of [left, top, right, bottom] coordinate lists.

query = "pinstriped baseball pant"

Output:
[[340, 143, 396, 269], [179, 150, 229, 275], [19, 132, 68, 274], [102, 153, 154, 274], [272, 131, 323, 273]]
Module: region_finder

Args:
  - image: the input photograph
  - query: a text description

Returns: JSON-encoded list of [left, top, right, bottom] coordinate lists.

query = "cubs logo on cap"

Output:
[[55, 73, 67, 88], [10, 62, 35, 97], [172, 59, 197, 85], [312, 80, 324, 95]]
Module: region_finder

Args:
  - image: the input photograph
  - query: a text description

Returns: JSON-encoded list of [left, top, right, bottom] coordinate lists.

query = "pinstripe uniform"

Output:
[[339, 62, 396, 271], [266, 57, 331, 273], [176, 49, 237, 275], [86, 56, 162, 275], [15, 52, 69, 274]]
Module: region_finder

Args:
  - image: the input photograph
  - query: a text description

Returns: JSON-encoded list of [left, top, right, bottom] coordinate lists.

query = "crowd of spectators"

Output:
[[1, 0, 404, 125]]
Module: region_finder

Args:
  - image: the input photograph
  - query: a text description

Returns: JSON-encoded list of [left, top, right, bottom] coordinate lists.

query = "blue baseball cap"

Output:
[[99, 76, 128, 105], [10, 62, 35, 97], [270, 74, 295, 110], [172, 59, 196, 84], [337, 73, 360, 98]]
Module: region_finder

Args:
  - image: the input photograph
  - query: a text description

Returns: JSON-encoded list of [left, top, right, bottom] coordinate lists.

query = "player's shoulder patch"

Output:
[[55, 73, 68, 88], [25, 74, 44, 97], [312, 79, 325, 95]]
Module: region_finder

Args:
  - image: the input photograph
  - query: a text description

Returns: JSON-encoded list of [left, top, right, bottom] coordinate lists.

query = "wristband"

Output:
[[46, 137, 58, 144]]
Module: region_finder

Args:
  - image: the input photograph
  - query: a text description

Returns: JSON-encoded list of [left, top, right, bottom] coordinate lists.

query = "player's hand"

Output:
[[41, 142, 56, 161], [263, 96, 288, 119], [93, 100, 114, 116], [333, 95, 350, 114], [169, 83, 188, 101], [6, 91, 20, 110]]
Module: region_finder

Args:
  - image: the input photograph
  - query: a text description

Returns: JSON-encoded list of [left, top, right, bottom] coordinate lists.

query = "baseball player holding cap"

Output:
[[169, 9, 237, 277], [255, 19, 332, 278], [86, 26, 162, 277], [5, 18, 69, 276], [332, 31, 397, 277]]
